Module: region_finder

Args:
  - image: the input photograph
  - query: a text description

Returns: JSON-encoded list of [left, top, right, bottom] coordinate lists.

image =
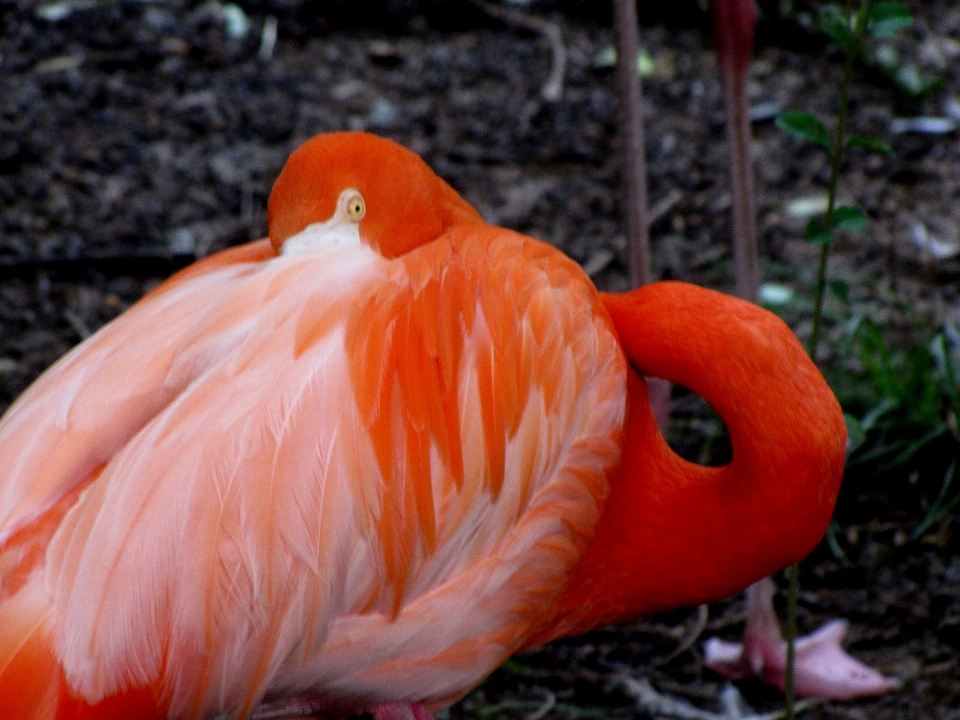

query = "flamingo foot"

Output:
[[371, 702, 435, 720], [704, 577, 901, 700]]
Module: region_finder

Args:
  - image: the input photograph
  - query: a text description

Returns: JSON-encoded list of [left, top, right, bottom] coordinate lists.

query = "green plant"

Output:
[[771, 1, 915, 715], [842, 318, 947, 464], [839, 1, 942, 103], [789, 1, 935, 103], [834, 318, 960, 568]]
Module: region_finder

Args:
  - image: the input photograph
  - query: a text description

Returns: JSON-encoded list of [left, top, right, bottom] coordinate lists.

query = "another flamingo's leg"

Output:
[[371, 702, 435, 720], [704, 577, 901, 700], [645, 377, 672, 436], [245, 699, 435, 720]]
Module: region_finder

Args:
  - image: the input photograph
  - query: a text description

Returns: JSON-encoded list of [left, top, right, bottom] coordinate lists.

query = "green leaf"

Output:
[[590, 45, 617, 68], [868, 1, 913, 38], [848, 133, 894, 155], [805, 218, 834, 244], [881, 425, 949, 471], [942, 322, 960, 379], [828, 278, 850, 302], [840, 314, 866, 357], [860, 396, 900, 433], [825, 521, 854, 566], [833, 205, 868, 231], [590, 46, 657, 77], [911, 462, 960, 540], [497, 658, 529, 675], [893, 63, 942, 98], [776, 111, 831, 148], [819, 5, 855, 48], [844, 413, 866, 455], [895, 63, 926, 95], [873, 43, 899, 70], [930, 330, 960, 423]]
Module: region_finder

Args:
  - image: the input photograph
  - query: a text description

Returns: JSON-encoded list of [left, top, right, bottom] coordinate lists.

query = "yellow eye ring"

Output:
[[346, 194, 366, 221]]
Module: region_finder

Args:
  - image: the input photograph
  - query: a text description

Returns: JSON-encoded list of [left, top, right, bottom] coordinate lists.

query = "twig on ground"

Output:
[[484, 701, 606, 720], [469, 0, 566, 102], [245, 697, 325, 719], [64, 309, 92, 339], [584, 189, 681, 278], [649, 188, 683, 228], [524, 690, 556, 720], [582, 249, 615, 278], [655, 604, 709, 665], [618, 676, 820, 720]]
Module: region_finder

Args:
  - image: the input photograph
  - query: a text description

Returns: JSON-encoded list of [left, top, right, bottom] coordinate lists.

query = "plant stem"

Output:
[[786, 2, 873, 718], [807, 0, 871, 360], [783, 562, 800, 720]]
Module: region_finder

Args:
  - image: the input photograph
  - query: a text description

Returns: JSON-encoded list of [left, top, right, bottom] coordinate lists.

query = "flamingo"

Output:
[[0, 131, 846, 720]]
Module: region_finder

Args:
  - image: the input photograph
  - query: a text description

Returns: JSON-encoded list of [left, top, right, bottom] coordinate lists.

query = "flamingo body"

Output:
[[0, 132, 847, 719], [0, 135, 626, 718]]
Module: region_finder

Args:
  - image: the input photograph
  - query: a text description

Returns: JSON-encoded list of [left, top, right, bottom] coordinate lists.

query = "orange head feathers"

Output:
[[267, 131, 483, 257]]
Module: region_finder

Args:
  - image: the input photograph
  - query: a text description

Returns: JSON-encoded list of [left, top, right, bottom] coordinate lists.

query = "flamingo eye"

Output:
[[346, 194, 366, 221]]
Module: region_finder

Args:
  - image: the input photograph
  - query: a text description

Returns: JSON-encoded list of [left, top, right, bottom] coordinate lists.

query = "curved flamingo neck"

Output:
[[529, 282, 846, 645]]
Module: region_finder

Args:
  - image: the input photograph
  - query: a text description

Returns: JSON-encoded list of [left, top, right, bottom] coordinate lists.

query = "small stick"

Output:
[[657, 604, 709, 665], [470, 0, 567, 102], [619, 675, 819, 720]]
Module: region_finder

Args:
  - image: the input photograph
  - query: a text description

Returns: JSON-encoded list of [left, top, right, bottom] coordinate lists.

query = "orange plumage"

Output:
[[0, 132, 846, 720]]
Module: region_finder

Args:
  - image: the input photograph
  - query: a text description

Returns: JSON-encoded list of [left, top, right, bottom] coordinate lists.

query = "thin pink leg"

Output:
[[645, 377, 672, 435], [371, 702, 435, 720]]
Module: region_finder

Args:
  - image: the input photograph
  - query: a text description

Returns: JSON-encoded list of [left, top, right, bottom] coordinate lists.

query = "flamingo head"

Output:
[[267, 132, 484, 257]]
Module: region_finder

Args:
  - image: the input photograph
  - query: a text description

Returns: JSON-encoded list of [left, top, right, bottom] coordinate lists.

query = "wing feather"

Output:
[[1, 230, 626, 716], [0, 241, 274, 547]]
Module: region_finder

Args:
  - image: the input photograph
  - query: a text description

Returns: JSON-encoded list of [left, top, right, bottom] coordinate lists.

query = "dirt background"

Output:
[[1, 0, 959, 717]]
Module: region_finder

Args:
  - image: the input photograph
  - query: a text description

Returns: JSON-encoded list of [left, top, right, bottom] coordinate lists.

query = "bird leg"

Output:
[[645, 377, 672, 436], [704, 577, 901, 700], [370, 702, 435, 720], [709, 0, 759, 302], [246, 700, 435, 720], [248, 696, 331, 719]]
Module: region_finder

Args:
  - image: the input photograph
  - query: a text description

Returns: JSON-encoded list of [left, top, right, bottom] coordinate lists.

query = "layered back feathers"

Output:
[[0, 209, 626, 718]]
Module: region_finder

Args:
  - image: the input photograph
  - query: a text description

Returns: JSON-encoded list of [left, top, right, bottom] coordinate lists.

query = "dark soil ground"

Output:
[[1, 0, 959, 717]]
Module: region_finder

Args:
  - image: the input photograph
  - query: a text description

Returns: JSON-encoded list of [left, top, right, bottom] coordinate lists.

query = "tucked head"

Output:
[[267, 132, 484, 257]]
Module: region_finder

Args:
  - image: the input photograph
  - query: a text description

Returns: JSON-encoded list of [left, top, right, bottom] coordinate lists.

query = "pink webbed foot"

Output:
[[704, 577, 901, 700]]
